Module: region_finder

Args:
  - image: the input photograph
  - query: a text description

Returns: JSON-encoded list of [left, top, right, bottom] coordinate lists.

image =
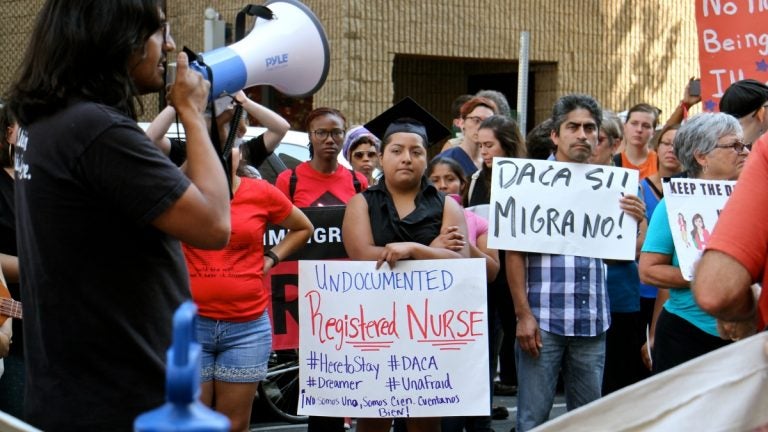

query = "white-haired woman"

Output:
[[639, 112, 749, 373]]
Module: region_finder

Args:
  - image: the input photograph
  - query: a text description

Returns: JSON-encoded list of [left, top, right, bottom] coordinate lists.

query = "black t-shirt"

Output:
[[468, 170, 491, 207], [15, 100, 191, 431], [169, 134, 270, 167], [363, 178, 444, 246]]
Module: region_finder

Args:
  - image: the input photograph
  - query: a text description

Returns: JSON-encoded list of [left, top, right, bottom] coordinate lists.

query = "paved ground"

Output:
[[249, 393, 568, 432]]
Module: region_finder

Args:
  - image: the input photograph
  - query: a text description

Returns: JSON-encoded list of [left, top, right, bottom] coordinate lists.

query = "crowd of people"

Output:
[[0, 1, 767, 432]]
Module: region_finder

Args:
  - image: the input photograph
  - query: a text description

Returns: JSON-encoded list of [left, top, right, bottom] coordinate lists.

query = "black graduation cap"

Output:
[[364, 97, 451, 147]]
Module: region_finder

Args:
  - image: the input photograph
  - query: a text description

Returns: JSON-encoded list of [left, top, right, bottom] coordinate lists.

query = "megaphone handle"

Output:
[[221, 104, 243, 199], [222, 105, 242, 156], [205, 107, 233, 200], [235, 5, 275, 42]]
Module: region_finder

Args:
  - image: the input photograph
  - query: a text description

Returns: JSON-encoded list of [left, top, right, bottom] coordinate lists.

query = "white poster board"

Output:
[[297, 259, 489, 417], [662, 177, 735, 281], [533, 332, 768, 432], [487, 158, 639, 260]]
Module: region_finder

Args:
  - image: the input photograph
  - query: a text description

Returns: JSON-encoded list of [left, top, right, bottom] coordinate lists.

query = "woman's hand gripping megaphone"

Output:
[[167, 52, 210, 116]]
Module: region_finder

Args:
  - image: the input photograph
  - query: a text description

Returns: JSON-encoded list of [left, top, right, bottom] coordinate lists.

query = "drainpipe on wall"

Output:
[[517, 31, 530, 136]]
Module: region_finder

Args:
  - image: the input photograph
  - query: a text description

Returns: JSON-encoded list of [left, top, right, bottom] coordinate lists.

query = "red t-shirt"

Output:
[[275, 161, 368, 207], [184, 177, 293, 321], [706, 142, 768, 329]]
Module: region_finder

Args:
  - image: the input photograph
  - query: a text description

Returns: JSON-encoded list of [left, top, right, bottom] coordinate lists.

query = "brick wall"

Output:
[[0, 0, 699, 130]]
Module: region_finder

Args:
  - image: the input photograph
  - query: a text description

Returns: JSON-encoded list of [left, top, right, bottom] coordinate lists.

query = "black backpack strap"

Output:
[[350, 168, 361, 192], [289, 167, 297, 201], [613, 153, 622, 167]]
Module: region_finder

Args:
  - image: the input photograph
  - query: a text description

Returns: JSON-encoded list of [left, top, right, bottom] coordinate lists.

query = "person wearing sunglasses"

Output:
[[342, 125, 381, 186]]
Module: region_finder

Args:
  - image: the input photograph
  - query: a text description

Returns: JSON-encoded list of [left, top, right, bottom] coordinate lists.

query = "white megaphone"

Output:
[[186, 0, 329, 99]]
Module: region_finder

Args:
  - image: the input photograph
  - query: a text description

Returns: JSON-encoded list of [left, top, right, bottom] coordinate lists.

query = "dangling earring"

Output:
[[703, 163, 708, 174]]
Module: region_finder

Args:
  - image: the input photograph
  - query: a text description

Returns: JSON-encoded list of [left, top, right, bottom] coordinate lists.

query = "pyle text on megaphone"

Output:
[[167, 0, 329, 101]]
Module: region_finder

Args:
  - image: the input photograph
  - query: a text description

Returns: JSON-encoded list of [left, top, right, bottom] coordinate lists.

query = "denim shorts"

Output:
[[196, 312, 272, 383]]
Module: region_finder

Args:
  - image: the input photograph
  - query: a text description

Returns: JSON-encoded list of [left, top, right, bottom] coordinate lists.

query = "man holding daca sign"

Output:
[[499, 94, 645, 432]]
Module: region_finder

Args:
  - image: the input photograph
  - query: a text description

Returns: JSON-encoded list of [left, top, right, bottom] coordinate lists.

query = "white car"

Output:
[[137, 123, 352, 184]]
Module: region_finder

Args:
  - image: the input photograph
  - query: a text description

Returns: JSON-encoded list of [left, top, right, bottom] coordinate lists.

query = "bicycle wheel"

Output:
[[257, 350, 308, 423]]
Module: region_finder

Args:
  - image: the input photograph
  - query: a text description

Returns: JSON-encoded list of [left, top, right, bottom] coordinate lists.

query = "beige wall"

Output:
[[0, 0, 700, 129]]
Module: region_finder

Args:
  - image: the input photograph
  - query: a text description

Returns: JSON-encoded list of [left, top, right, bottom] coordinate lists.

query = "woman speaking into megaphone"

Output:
[[6, 0, 232, 428]]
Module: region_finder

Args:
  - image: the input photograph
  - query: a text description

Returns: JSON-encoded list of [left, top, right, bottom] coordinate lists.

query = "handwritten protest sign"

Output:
[[662, 177, 736, 280], [265, 206, 347, 350], [696, 0, 768, 111], [297, 259, 489, 417], [487, 158, 639, 260], [534, 332, 768, 431]]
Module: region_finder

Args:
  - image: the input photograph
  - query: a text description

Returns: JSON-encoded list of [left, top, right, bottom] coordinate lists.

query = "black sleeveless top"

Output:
[[362, 178, 445, 246]]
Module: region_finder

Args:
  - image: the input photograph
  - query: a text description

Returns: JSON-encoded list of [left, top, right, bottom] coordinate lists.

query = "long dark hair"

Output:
[[6, 0, 165, 125], [476, 115, 525, 201], [427, 156, 468, 194]]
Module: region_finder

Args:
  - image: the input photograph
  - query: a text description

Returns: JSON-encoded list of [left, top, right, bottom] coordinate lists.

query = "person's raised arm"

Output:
[[664, 77, 702, 128], [234, 91, 290, 153], [151, 52, 230, 250], [264, 206, 313, 274]]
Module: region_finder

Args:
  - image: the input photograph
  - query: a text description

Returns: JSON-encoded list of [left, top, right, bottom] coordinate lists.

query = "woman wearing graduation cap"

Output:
[[343, 98, 470, 432]]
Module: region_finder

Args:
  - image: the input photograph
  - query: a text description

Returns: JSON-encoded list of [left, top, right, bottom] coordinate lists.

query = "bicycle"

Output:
[[257, 349, 308, 423]]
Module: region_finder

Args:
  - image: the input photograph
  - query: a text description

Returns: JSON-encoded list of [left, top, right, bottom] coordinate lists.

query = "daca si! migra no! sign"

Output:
[[487, 157, 639, 260]]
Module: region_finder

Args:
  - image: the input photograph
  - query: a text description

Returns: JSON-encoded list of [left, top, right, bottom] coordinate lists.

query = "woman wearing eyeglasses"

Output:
[[275, 107, 368, 206], [342, 125, 381, 186], [433, 96, 498, 176], [639, 112, 749, 374]]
